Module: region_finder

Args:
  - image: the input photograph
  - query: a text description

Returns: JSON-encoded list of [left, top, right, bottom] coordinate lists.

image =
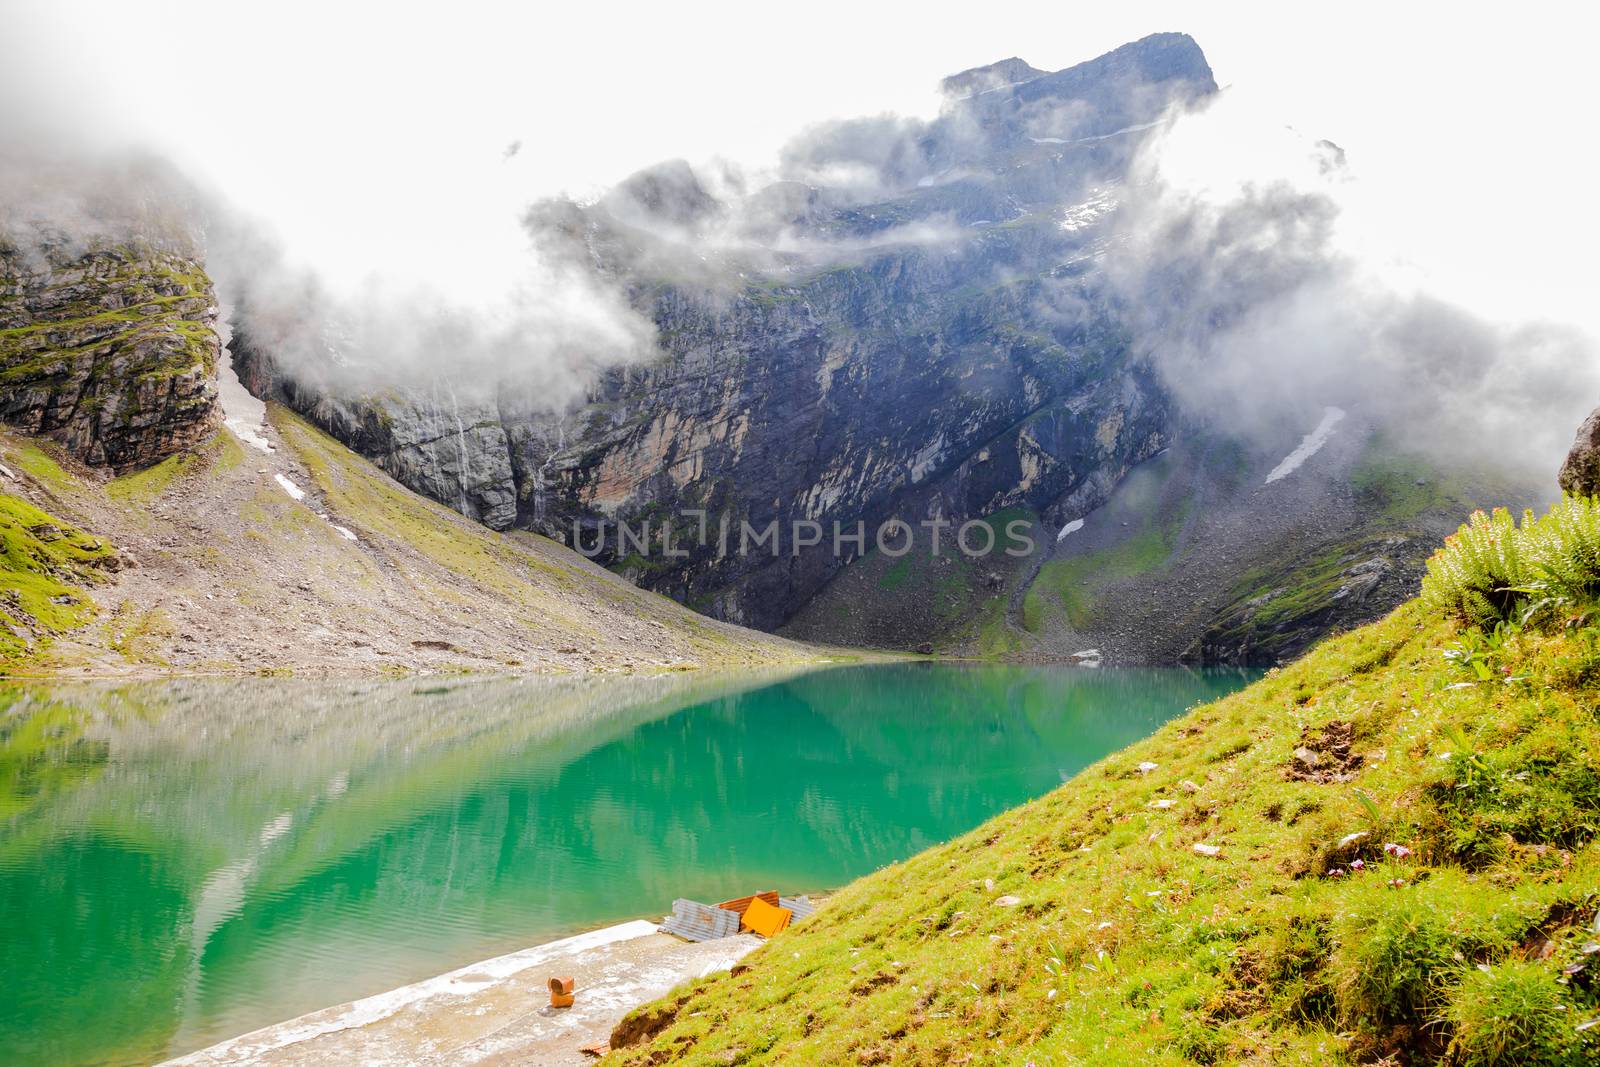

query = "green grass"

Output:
[[1350, 447, 1472, 527], [9, 443, 79, 495], [106, 450, 199, 505], [273, 407, 820, 669], [1209, 534, 1392, 644], [1023, 504, 1187, 632], [0, 494, 116, 670], [612, 537, 1600, 1063]]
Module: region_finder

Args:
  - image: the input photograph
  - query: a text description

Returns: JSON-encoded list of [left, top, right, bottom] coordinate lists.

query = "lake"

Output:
[[0, 663, 1256, 1065]]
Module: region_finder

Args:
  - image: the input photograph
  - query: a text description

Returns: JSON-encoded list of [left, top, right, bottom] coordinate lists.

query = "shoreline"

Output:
[[0, 651, 896, 684], [160, 918, 763, 1066]]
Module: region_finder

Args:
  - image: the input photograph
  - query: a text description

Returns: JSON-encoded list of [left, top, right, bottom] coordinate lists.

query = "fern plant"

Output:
[[1424, 497, 1600, 628], [1422, 508, 1531, 624], [1521, 495, 1600, 611]]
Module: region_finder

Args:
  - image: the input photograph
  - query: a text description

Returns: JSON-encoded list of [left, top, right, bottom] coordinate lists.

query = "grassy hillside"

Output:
[[612, 503, 1600, 1065]]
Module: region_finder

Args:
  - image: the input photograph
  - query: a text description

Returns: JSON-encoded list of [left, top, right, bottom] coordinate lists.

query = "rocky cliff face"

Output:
[[0, 240, 221, 471], [230, 351, 520, 530], [236, 33, 1208, 630]]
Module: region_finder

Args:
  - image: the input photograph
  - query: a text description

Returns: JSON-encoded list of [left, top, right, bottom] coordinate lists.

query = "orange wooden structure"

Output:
[[739, 895, 793, 937]]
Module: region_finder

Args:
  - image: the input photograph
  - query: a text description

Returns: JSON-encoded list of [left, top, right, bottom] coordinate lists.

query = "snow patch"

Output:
[[216, 346, 274, 454], [228, 420, 274, 454], [1265, 407, 1346, 484], [331, 525, 358, 542], [274, 474, 306, 501], [1028, 120, 1163, 148], [1056, 518, 1085, 541], [0, 462, 14, 480], [1058, 187, 1118, 233]]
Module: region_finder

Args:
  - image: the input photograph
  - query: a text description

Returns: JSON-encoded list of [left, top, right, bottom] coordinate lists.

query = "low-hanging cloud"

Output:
[[1103, 90, 1600, 482]]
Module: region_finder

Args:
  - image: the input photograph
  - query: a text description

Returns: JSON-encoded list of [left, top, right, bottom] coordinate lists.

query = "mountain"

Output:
[[7, 34, 1539, 669], [236, 33, 1218, 630], [226, 32, 1538, 666]]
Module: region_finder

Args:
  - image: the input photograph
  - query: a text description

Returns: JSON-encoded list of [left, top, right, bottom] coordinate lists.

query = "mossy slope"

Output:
[[0, 494, 117, 670], [614, 598, 1600, 1064]]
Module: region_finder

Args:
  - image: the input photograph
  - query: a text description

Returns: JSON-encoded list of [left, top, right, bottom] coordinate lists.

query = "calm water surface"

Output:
[[0, 663, 1256, 1065]]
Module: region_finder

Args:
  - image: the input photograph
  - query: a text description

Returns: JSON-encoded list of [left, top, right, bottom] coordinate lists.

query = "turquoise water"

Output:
[[0, 663, 1255, 1065]]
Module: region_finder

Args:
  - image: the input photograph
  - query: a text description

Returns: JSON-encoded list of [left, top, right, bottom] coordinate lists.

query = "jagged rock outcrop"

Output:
[[1559, 406, 1600, 498], [0, 240, 220, 471], [941, 57, 1047, 99]]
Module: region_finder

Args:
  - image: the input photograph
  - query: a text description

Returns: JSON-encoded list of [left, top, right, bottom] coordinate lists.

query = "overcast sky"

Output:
[[2, 1, 1594, 330]]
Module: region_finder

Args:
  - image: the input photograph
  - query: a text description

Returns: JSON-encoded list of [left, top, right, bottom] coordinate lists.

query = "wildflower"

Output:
[[1327, 867, 1345, 878], [1349, 859, 1365, 871], [1383, 842, 1412, 859]]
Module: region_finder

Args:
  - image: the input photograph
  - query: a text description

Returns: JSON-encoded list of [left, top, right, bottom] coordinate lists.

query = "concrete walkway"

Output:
[[162, 921, 762, 1066]]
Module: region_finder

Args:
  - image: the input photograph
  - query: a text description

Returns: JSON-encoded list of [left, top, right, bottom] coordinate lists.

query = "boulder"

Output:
[[1559, 406, 1600, 498]]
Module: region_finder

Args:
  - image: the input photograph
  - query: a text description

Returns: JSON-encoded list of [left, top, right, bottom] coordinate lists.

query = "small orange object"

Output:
[[549, 976, 575, 1008], [740, 894, 793, 937]]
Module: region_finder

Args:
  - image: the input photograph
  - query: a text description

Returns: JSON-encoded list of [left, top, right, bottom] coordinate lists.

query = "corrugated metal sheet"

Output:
[[659, 898, 742, 942], [716, 891, 779, 916], [660, 894, 820, 941], [780, 895, 816, 920]]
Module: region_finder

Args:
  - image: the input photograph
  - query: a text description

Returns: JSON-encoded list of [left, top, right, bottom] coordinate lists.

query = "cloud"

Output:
[[1104, 89, 1600, 481]]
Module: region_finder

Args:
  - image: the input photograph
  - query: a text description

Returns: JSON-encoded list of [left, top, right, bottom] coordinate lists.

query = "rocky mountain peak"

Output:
[[940, 57, 1047, 99], [601, 159, 723, 229]]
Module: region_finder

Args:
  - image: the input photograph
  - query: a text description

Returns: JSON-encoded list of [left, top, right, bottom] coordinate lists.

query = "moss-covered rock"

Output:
[[0, 240, 220, 472]]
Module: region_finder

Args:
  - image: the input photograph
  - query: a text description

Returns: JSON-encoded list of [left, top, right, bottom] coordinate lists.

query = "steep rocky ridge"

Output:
[[783, 422, 1542, 665]]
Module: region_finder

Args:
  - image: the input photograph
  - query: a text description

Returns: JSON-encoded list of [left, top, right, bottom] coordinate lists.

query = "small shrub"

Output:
[[1443, 959, 1593, 1066], [1423, 508, 1530, 624], [1424, 711, 1600, 865], [1523, 496, 1600, 608], [1425, 498, 1600, 629]]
